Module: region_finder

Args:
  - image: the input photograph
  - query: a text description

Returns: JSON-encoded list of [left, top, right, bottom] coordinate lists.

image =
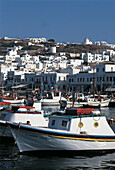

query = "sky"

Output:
[[0, 0, 115, 44]]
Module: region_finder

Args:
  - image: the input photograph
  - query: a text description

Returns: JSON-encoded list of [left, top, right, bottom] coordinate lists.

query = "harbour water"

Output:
[[0, 107, 115, 170]]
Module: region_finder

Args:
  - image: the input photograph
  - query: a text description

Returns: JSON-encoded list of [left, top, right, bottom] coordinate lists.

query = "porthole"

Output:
[[78, 122, 84, 128], [94, 122, 99, 128]]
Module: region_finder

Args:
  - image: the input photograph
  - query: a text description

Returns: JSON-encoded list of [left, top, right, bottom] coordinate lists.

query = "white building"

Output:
[[81, 53, 110, 63], [26, 37, 46, 43], [50, 46, 56, 54], [83, 38, 93, 45], [67, 63, 115, 93], [35, 72, 68, 92]]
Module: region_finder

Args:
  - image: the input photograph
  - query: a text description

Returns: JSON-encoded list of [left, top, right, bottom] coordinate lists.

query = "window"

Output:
[[51, 120, 55, 126], [97, 68, 99, 72], [61, 120, 68, 127], [102, 68, 105, 72], [69, 79, 71, 82], [63, 85, 66, 90], [90, 78, 92, 82], [50, 77, 52, 82]]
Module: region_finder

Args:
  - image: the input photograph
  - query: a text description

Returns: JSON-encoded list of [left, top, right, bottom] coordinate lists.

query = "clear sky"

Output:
[[0, 0, 115, 44]]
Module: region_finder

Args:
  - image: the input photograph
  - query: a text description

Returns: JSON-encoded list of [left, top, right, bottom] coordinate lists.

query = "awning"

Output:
[[11, 84, 28, 89]]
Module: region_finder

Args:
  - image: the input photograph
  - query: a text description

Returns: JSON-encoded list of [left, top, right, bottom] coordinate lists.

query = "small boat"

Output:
[[0, 99, 48, 138], [67, 94, 110, 108], [0, 100, 11, 109], [3, 98, 25, 105], [2, 92, 25, 106], [41, 91, 67, 107], [7, 107, 115, 153]]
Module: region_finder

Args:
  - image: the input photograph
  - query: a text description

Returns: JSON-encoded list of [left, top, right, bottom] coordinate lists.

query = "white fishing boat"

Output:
[[67, 94, 110, 108], [2, 92, 25, 105], [0, 99, 48, 138], [8, 107, 115, 153], [41, 91, 67, 107], [3, 98, 25, 105]]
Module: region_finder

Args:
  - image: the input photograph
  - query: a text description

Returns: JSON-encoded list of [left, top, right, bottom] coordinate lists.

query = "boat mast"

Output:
[[93, 66, 96, 98]]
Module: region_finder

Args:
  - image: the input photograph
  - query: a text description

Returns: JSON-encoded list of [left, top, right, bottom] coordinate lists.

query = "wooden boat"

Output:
[[7, 108, 115, 153], [0, 99, 48, 138], [41, 91, 67, 107], [2, 92, 25, 105], [67, 95, 110, 108]]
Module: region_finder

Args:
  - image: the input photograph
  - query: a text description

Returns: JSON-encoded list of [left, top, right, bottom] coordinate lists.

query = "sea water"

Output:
[[0, 107, 115, 170]]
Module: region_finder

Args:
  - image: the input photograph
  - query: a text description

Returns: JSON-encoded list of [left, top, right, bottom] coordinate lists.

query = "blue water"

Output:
[[0, 107, 115, 170]]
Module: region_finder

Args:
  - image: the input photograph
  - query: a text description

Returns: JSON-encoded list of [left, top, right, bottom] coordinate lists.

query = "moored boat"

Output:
[[0, 99, 48, 138], [67, 95, 110, 108], [41, 91, 67, 107], [7, 107, 115, 153]]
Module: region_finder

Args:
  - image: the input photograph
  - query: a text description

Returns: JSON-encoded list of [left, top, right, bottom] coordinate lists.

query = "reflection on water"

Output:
[[1, 145, 115, 169], [0, 107, 115, 169]]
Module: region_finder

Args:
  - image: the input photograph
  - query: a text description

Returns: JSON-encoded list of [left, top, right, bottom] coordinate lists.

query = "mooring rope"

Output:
[[8, 122, 21, 158]]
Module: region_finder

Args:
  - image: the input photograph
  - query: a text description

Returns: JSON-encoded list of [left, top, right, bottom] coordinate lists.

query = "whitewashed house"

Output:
[[81, 53, 110, 63], [67, 63, 115, 94]]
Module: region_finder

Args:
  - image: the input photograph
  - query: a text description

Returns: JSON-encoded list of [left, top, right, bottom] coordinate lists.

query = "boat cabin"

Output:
[[48, 109, 114, 135], [0, 106, 48, 127]]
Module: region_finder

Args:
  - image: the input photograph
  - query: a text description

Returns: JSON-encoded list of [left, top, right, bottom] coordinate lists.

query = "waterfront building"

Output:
[[67, 63, 115, 94], [35, 72, 68, 92]]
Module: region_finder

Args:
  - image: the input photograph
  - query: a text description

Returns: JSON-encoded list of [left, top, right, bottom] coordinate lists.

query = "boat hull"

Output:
[[3, 99, 24, 105], [41, 101, 60, 106], [9, 124, 115, 153], [67, 100, 109, 108], [0, 121, 12, 137]]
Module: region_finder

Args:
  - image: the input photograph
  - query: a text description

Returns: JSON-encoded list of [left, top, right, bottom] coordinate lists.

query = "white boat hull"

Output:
[[3, 99, 24, 105], [41, 100, 60, 106], [67, 100, 110, 108], [9, 124, 115, 153]]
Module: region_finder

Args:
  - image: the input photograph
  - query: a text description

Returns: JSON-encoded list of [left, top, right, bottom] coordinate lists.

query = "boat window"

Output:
[[94, 122, 99, 128], [61, 120, 68, 127], [78, 122, 84, 128], [51, 120, 55, 126]]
